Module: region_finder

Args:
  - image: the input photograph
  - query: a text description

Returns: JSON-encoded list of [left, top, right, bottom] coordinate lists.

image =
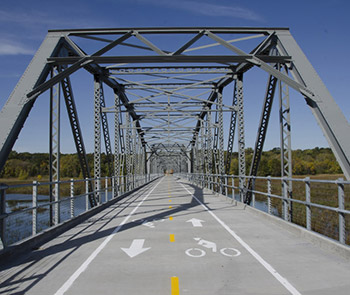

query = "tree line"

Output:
[[0, 152, 112, 180], [228, 147, 342, 176], [0, 147, 342, 180]]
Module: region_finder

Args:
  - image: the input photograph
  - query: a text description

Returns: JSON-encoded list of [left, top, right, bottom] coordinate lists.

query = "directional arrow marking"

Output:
[[186, 218, 205, 227], [121, 239, 151, 258]]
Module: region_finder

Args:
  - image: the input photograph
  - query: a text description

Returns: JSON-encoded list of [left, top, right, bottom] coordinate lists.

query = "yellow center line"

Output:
[[170, 234, 175, 242], [171, 276, 179, 295]]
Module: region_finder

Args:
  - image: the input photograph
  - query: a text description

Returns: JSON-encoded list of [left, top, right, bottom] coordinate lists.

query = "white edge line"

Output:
[[54, 177, 164, 295], [179, 182, 302, 295]]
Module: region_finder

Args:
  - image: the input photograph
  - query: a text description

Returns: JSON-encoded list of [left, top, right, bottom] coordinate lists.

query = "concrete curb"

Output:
[[240, 200, 350, 260], [164, 179, 350, 260], [0, 178, 159, 266]]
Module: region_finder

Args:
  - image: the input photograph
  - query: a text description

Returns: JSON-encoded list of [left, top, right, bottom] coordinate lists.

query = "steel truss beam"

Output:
[[245, 72, 278, 204], [1, 26, 350, 196], [61, 75, 97, 207], [279, 65, 293, 221], [49, 67, 61, 225], [276, 31, 350, 180], [225, 80, 238, 175], [109, 66, 234, 75], [48, 55, 291, 65], [236, 74, 246, 201], [98, 80, 114, 178], [94, 76, 102, 203], [114, 90, 120, 197]]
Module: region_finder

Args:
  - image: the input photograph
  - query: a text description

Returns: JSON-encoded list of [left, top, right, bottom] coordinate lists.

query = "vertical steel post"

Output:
[[231, 176, 235, 201], [94, 75, 102, 203], [147, 151, 151, 182], [305, 177, 311, 230], [99, 83, 113, 178], [194, 132, 199, 175], [236, 74, 246, 202], [207, 111, 213, 191], [85, 178, 89, 211], [252, 183, 255, 208], [98, 177, 102, 205], [114, 91, 120, 198], [54, 181, 60, 225], [50, 66, 61, 226], [201, 119, 205, 179], [132, 121, 137, 189], [105, 177, 108, 203], [0, 185, 6, 248], [125, 113, 131, 191], [282, 177, 289, 221], [338, 178, 345, 244], [226, 80, 237, 175], [279, 65, 293, 222], [70, 179, 74, 218], [218, 88, 225, 195], [143, 147, 147, 184], [32, 181, 38, 236]]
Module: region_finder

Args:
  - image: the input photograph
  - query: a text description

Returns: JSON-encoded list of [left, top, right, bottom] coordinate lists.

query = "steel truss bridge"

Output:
[[0, 27, 350, 294]]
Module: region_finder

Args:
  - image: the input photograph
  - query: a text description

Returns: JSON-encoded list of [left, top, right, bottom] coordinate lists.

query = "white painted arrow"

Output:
[[121, 239, 151, 258], [186, 218, 205, 227]]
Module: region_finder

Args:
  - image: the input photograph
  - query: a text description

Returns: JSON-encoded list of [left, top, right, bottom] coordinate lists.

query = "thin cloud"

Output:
[[0, 9, 48, 25], [177, 1, 263, 21], [0, 9, 109, 29], [0, 41, 35, 55], [134, 0, 263, 21]]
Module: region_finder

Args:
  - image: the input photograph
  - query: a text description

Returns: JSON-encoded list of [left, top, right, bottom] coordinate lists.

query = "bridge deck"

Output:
[[1, 176, 350, 295]]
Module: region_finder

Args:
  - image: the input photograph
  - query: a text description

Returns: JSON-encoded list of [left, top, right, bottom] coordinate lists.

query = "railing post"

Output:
[[240, 176, 245, 202], [282, 177, 289, 221], [70, 179, 74, 218], [121, 176, 124, 194], [54, 181, 60, 225], [267, 176, 271, 215], [105, 177, 108, 203], [337, 178, 345, 244], [32, 181, 38, 236], [252, 179, 255, 208], [305, 177, 311, 230], [98, 177, 102, 205], [0, 184, 6, 248], [225, 175, 228, 197], [231, 176, 235, 201], [85, 178, 89, 211], [112, 176, 115, 199]]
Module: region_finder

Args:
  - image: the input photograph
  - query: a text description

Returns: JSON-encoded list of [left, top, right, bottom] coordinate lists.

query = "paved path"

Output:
[[1, 175, 350, 294]]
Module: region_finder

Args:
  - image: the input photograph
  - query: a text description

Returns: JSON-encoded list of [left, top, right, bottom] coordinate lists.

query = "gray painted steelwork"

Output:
[[0, 27, 349, 208]]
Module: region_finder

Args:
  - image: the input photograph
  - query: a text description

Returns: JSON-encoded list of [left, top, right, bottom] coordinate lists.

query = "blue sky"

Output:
[[0, 0, 350, 153]]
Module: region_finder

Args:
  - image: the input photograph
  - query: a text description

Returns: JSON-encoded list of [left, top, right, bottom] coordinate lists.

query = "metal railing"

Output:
[[184, 173, 350, 246], [0, 173, 160, 248]]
